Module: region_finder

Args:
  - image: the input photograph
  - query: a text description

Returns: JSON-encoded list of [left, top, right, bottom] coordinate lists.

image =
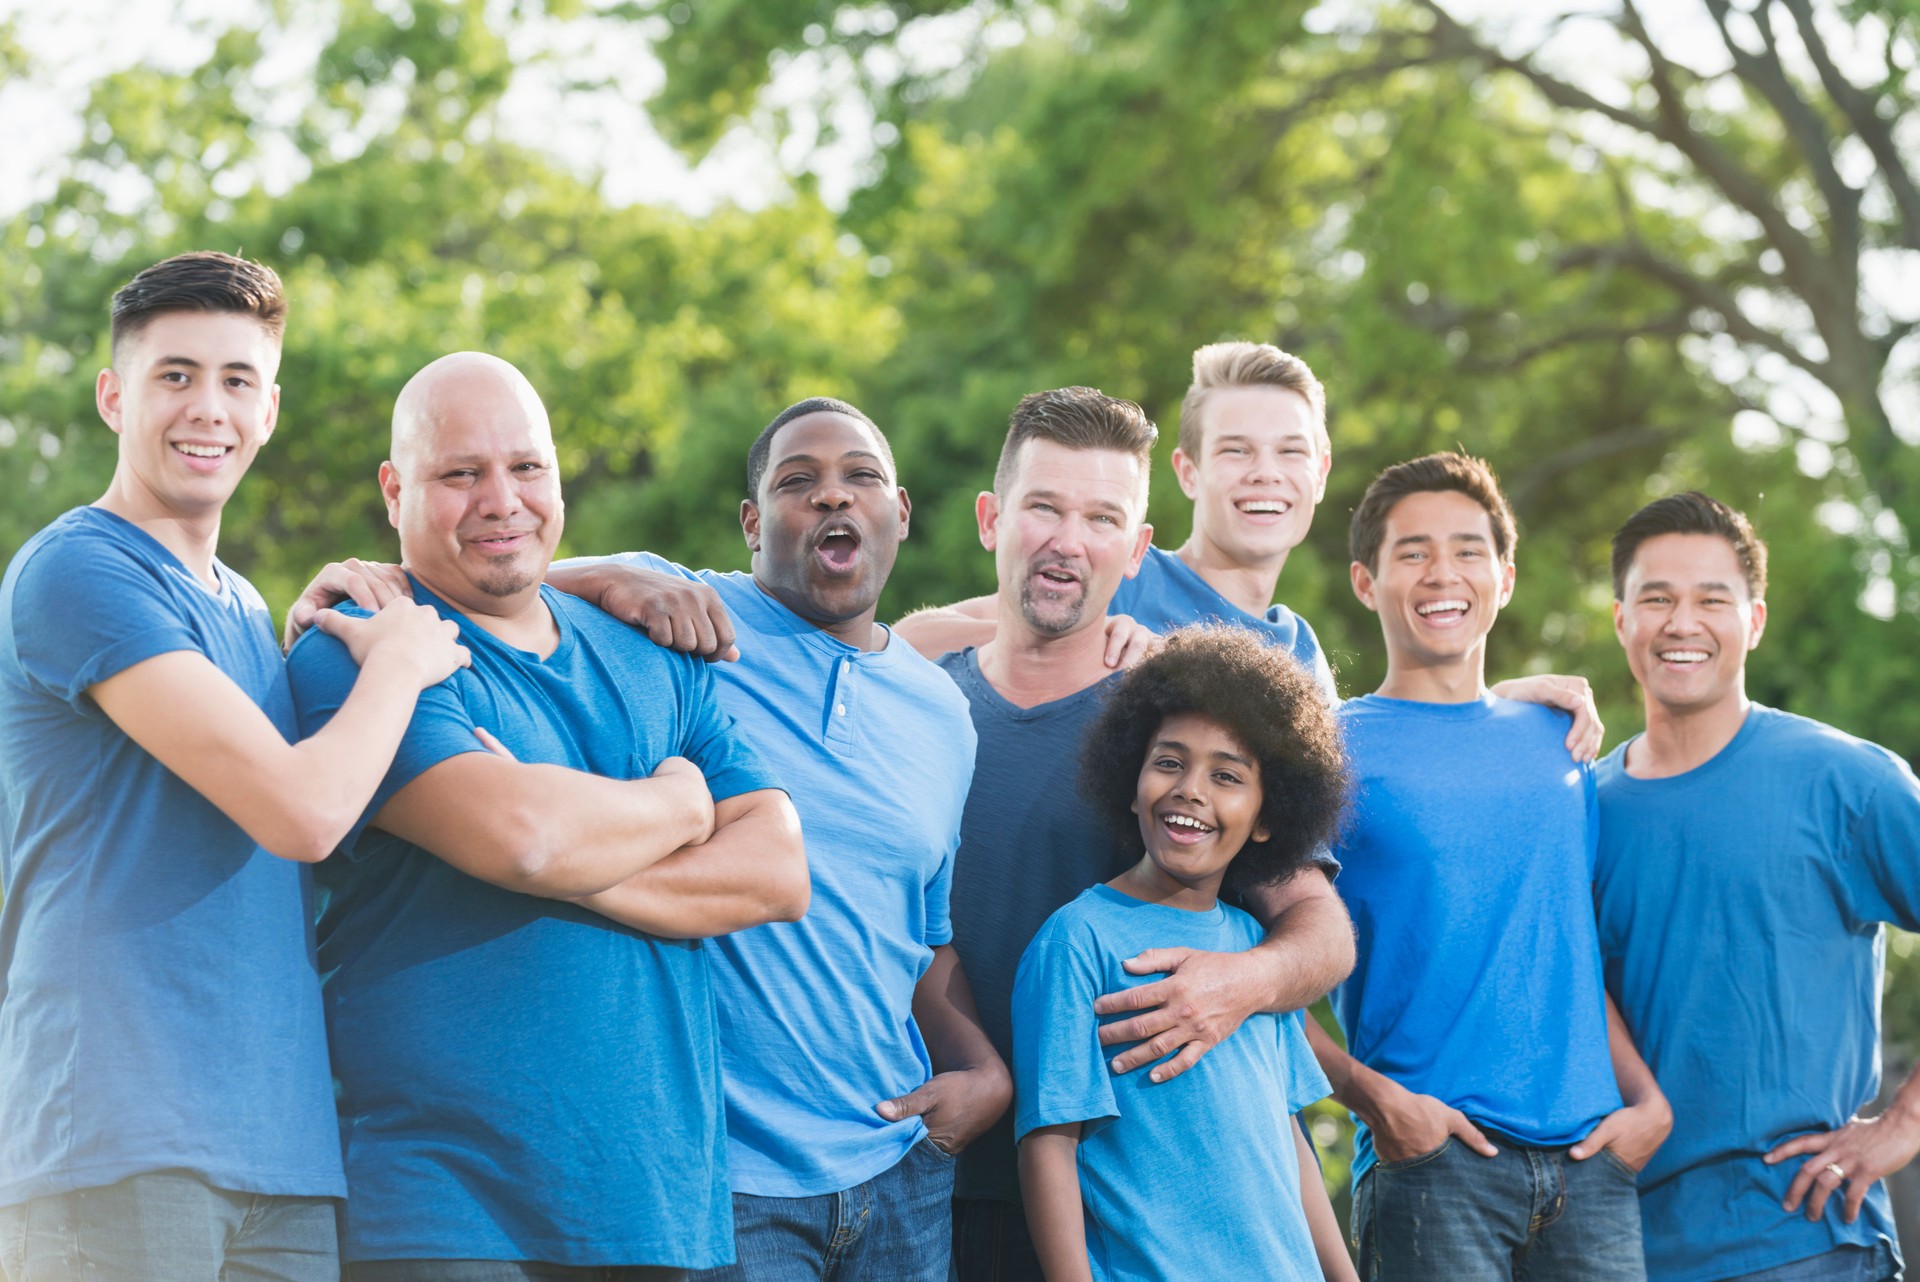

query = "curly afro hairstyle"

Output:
[[1080, 626, 1348, 895]]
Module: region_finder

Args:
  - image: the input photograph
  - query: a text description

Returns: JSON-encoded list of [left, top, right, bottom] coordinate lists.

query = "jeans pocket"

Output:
[[1597, 1147, 1642, 1181], [920, 1134, 960, 1162], [1375, 1136, 1455, 1173]]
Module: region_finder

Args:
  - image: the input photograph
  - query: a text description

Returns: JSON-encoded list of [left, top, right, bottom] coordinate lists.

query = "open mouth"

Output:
[[172, 442, 233, 468], [1414, 598, 1470, 625], [814, 523, 862, 572], [1236, 498, 1291, 518], [1656, 648, 1710, 667], [1158, 811, 1215, 844], [1031, 559, 1082, 591], [470, 529, 533, 554]]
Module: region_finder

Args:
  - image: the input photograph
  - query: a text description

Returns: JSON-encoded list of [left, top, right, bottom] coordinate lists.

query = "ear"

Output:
[[96, 368, 123, 434], [378, 461, 403, 532], [740, 498, 761, 553], [1171, 447, 1201, 502], [1350, 559, 1380, 611], [260, 383, 281, 444], [1612, 598, 1627, 648], [1747, 598, 1767, 650], [1124, 522, 1153, 578], [975, 490, 999, 551], [1313, 446, 1332, 501], [1252, 821, 1272, 845], [896, 486, 912, 541], [1497, 558, 1516, 607]]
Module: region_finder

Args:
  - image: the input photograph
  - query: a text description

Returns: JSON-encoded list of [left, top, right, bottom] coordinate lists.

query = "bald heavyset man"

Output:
[[285, 353, 807, 1280]]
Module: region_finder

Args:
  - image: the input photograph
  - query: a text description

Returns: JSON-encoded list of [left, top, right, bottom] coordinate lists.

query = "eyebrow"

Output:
[[1151, 738, 1255, 769], [1212, 432, 1313, 448], [1390, 531, 1488, 548], [154, 356, 262, 374], [1025, 487, 1129, 517], [774, 449, 885, 470], [1636, 579, 1738, 594]]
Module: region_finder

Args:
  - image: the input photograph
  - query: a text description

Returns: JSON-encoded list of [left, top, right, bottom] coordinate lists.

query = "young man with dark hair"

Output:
[[1597, 492, 1920, 1282], [0, 252, 470, 1278], [1308, 452, 1668, 1281]]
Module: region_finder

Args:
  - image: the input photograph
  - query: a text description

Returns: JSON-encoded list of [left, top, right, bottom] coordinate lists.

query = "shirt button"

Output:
[[835, 704, 848, 716]]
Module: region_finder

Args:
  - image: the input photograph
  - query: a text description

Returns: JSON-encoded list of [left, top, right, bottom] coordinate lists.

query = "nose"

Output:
[[811, 479, 853, 511], [1664, 600, 1702, 633], [1173, 764, 1209, 804], [183, 378, 226, 427], [472, 466, 523, 519]]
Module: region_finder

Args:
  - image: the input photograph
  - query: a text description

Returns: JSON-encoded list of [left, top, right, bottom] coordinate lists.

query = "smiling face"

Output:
[[381, 359, 563, 617], [979, 438, 1152, 640], [1352, 488, 1514, 687], [1173, 385, 1330, 570], [96, 310, 282, 523], [1614, 532, 1764, 720], [743, 411, 910, 643], [1128, 712, 1270, 900]]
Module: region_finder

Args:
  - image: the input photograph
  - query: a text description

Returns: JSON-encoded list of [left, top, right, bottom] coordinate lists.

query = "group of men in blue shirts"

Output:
[[2, 248, 1919, 1282]]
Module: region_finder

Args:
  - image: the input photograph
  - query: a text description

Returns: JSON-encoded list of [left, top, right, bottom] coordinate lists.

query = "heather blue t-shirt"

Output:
[[0, 507, 342, 1207], [1331, 694, 1619, 1179], [1013, 885, 1330, 1281], [1108, 544, 1336, 701], [938, 650, 1132, 1204], [287, 581, 778, 1268], [1596, 705, 1919, 1282], [603, 555, 976, 1198]]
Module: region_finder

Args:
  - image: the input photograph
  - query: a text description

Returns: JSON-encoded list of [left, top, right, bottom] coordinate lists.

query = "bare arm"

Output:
[[1296, 1116, 1359, 1282], [1768, 1059, 1920, 1224], [1303, 1015, 1498, 1162], [1019, 1125, 1095, 1282], [892, 594, 997, 660], [1489, 673, 1604, 762], [371, 750, 714, 897], [1093, 868, 1356, 1081], [1569, 993, 1673, 1169], [876, 944, 1013, 1152], [546, 557, 739, 661], [92, 601, 469, 863], [572, 788, 809, 938]]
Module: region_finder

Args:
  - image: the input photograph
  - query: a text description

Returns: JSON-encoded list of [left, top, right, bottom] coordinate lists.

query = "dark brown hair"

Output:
[[1610, 491, 1768, 599], [1349, 451, 1516, 571], [993, 386, 1157, 500], [109, 251, 287, 359]]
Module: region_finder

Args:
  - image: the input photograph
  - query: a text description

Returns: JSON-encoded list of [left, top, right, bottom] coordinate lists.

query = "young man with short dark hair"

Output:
[[1597, 492, 1920, 1282], [0, 252, 469, 1278], [1309, 452, 1668, 1281]]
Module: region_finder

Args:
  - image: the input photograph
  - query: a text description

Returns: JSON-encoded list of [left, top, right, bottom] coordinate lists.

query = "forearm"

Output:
[[1297, 1118, 1358, 1282], [574, 790, 808, 937], [1303, 1015, 1391, 1126], [544, 556, 622, 608], [892, 595, 997, 660], [913, 944, 1008, 1076], [1603, 992, 1668, 1112], [1019, 1128, 1095, 1282], [1241, 871, 1357, 1013]]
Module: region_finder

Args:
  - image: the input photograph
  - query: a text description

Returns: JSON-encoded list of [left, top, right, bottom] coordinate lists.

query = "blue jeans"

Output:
[[949, 1198, 1042, 1282], [0, 1170, 338, 1282], [695, 1139, 956, 1282], [1718, 1243, 1900, 1282], [348, 1263, 683, 1281], [1354, 1137, 1646, 1281]]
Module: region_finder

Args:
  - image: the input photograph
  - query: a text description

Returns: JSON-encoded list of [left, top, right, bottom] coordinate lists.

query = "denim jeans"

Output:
[[695, 1138, 956, 1282], [1718, 1242, 1901, 1282], [348, 1262, 684, 1281], [0, 1169, 338, 1282], [949, 1198, 1042, 1282], [1353, 1137, 1646, 1281]]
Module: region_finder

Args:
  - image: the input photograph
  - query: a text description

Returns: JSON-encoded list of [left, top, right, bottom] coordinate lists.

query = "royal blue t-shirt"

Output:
[[1108, 544, 1336, 701], [1013, 884, 1330, 1281], [1596, 705, 1920, 1282], [287, 581, 778, 1268], [1331, 693, 1620, 1178], [0, 507, 342, 1207], [602, 556, 977, 1198]]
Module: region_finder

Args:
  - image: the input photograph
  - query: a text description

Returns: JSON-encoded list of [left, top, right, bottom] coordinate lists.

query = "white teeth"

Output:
[[1659, 650, 1710, 663], [1164, 814, 1213, 832], [1416, 599, 1470, 616], [175, 443, 229, 458], [1239, 500, 1289, 514]]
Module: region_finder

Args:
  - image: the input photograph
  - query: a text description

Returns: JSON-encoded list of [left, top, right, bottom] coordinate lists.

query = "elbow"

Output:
[[484, 800, 583, 893], [762, 802, 811, 923], [255, 799, 351, 865]]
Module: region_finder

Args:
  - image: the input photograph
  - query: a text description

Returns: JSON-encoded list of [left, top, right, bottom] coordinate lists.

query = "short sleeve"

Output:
[[285, 616, 486, 856], [1844, 754, 1920, 932], [1012, 935, 1118, 1142], [12, 532, 203, 706], [672, 656, 782, 803], [1278, 1010, 1332, 1114], [922, 834, 955, 949]]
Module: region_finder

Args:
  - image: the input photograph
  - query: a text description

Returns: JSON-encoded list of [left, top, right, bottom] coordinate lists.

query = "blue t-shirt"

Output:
[[1595, 705, 1920, 1282], [938, 650, 1133, 1204], [1013, 884, 1330, 1282], [609, 555, 977, 1197], [0, 507, 342, 1207], [1331, 694, 1620, 1178], [286, 581, 778, 1268], [1108, 544, 1336, 701]]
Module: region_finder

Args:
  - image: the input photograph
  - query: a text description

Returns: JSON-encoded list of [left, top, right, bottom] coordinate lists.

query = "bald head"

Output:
[[379, 351, 564, 616], [391, 352, 555, 476]]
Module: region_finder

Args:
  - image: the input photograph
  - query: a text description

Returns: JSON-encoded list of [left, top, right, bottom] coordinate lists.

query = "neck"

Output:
[[1174, 533, 1285, 619], [975, 601, 1114, 708], [751, 575, 888, 652], [1375, 650, 1488, 704], [412, 568, 560, 658], [1628, 691, 1751, 778], [1107, 856, 1222, 913], [93, 488, 222, 588]]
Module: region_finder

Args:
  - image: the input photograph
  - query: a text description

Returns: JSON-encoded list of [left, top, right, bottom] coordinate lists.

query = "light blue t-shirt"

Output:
[[287, 581, 779, 1268], [1331, 694, 1620, 1178], [1108, 544, 1336, 701], [613, 555, 978, 1198], [1596, 705, 1920, 1282], [0, 507, 342, 1207], [1013, 884, 1330, 1282]]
